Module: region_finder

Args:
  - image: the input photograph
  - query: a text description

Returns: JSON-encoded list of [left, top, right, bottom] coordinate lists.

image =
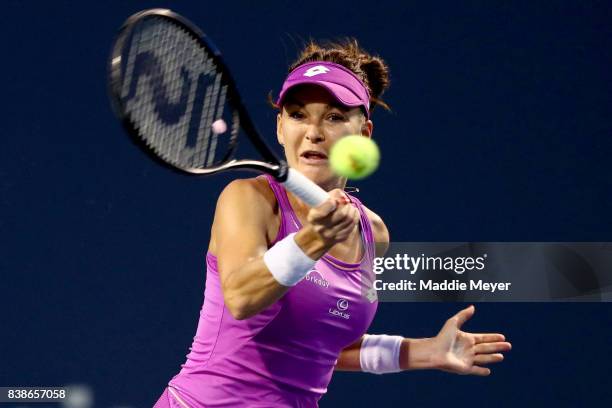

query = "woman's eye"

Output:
[[289, 111, 305, 119], [328, 113, 346, 122]]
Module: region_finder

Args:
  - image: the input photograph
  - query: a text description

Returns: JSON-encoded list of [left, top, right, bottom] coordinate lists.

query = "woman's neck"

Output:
[[286, 177, 347, 216]]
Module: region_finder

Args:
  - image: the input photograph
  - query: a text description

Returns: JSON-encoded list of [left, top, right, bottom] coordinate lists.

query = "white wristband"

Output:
[[359, 334, 404, 374], [263, 232, 316, 286]]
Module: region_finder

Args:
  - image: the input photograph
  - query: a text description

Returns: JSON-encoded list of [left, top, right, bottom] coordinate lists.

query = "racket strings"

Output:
[[120, 17, 237, 170]]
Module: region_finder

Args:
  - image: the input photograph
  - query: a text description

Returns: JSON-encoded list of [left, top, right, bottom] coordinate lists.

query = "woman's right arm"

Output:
[[212, 179, 359, 320]]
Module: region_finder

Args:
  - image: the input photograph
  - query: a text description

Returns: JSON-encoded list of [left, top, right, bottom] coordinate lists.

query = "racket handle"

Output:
[[282, 168, 330, 208]]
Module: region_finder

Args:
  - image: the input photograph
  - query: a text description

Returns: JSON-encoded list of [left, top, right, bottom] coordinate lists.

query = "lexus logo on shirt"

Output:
[[336, 299, 349, 311], [329, 298, 350, 319]]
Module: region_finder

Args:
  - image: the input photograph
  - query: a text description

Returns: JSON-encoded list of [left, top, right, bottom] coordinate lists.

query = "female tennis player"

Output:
[[154, 40, 512, 408]]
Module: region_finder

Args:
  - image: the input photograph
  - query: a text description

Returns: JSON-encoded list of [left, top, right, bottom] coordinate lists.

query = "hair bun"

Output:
[[359, 55, 390, 111]]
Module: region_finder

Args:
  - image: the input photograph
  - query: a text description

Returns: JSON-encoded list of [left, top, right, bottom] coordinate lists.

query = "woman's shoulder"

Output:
[[209, 177, 280, 253], [217, 176, 278, 211], [359, 203, 390, 256]]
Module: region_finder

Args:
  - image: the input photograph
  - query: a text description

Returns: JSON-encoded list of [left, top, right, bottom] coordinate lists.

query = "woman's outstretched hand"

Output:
[[429, 305, 512, 376]]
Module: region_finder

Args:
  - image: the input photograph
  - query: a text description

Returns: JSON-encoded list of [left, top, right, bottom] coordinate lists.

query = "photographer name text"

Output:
[[374, 279, 511, 293]]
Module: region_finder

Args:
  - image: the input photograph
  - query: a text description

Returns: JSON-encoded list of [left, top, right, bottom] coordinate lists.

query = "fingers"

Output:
[[468, 366, 491, 376], [474, 341, 512, 354], [468, 342, 511, 376], [307, 189, 360, 245], [323, 202, 359, 231], [328, 209, 359, 241], [334, 206, 359, 228], [468, 339, 510, 376], [327, 188, 350, 207], [309, 190, 351, 221], [308, 189, 359, 226], [474, 333, 506, 344], [474, 353, 504, 365], [468, 354, 504, 376], [313, 199, 337, 216], [454, 305, 475, 327], [310, 196, 341, 219]]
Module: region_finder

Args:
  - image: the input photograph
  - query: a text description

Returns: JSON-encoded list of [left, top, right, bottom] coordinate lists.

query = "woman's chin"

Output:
[[296, 166, 339, 189]]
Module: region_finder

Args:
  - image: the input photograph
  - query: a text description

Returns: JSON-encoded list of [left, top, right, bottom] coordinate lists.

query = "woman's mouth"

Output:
[[299, 150, 328, 165]]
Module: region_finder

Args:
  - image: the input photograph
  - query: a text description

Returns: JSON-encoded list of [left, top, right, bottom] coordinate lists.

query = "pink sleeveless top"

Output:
[[168, 176, 378, 407]]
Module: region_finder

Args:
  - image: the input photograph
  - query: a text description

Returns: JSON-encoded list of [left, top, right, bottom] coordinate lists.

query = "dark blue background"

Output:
[[2, 1, 611, 407]]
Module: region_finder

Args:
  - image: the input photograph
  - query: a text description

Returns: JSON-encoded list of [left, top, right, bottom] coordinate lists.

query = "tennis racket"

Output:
[[108, 8, 329, 207]]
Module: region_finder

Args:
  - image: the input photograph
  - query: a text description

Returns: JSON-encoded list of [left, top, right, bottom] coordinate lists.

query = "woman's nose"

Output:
[[304, 124, 325, 143]]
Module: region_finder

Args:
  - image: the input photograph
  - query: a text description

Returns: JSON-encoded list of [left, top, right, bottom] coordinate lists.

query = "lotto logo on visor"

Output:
[[276, 61, 371, 118], [303, 65, 330, 77]]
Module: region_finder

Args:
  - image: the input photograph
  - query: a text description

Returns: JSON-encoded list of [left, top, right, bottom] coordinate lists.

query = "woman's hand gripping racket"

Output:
[[108, 8, 329, 207]]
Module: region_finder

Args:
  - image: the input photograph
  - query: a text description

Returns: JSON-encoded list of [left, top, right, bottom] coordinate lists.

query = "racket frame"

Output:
[[108, 8, 289, 181]]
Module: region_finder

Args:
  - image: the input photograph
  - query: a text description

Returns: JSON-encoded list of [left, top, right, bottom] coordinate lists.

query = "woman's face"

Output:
[[277, 85, 373, 190]]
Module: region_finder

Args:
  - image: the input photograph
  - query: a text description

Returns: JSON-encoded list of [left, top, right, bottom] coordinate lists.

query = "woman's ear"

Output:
[[361, 119, 373, 138], [276, 113, 285, 146]]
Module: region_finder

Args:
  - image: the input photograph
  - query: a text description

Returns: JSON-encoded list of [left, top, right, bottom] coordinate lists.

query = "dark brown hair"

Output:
[[271, 38, 391, 113]]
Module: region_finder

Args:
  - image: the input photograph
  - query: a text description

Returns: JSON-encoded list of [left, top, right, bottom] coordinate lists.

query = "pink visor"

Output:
[[276, 61, 371, 118]]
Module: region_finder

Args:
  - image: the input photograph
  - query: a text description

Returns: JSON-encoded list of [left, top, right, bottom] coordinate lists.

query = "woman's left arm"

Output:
[[402, 305, 511, 375], [335, 209, 511, 374], [335, 306, 511, 375]]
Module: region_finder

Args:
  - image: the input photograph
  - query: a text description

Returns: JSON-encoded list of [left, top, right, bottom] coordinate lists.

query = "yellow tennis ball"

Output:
[[329, 135, 380, 180]]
